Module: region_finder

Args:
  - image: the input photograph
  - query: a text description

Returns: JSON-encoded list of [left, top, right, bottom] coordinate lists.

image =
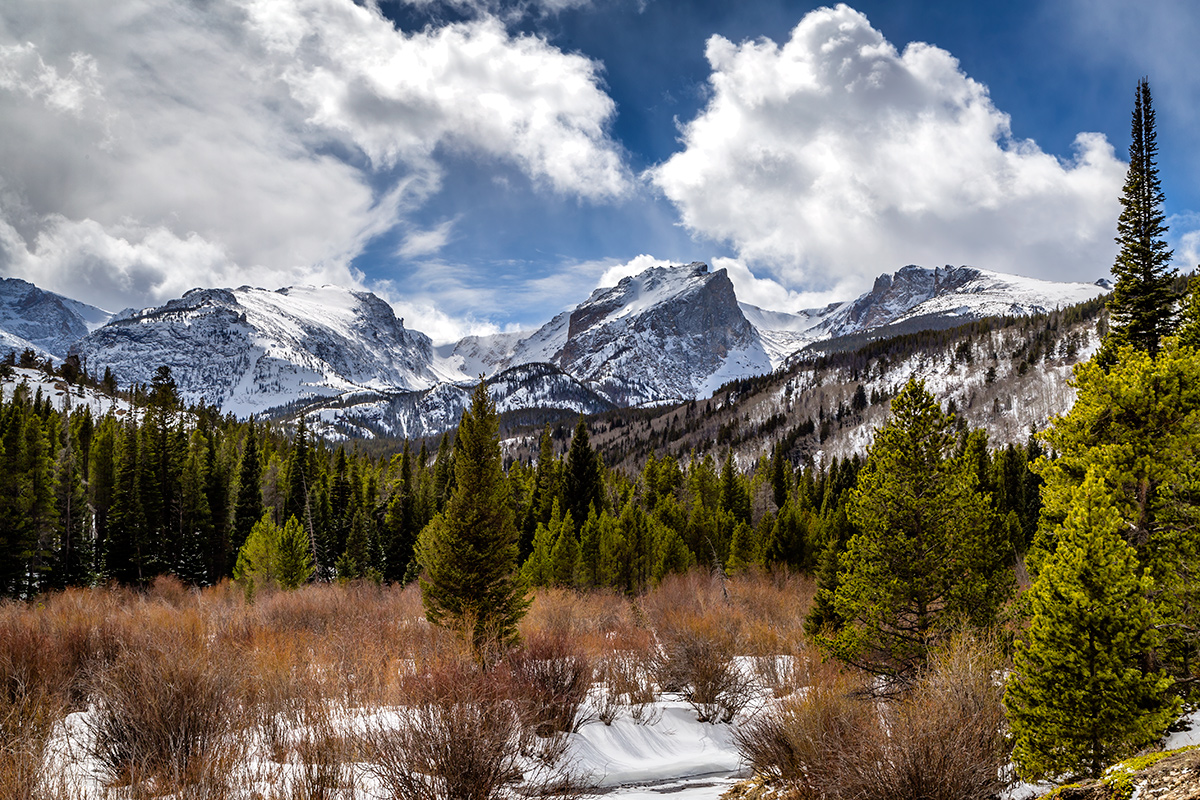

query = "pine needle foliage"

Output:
[[821, 378, 1011, 687], [1006, 471, 1177, 780], [1104, 78, 1176, 359], [417, 381, 528, 664]]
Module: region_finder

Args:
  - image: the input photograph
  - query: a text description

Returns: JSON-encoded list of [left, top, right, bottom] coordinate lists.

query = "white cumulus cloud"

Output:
[[650, 3, 1127, 298], [0, 0, 627, 312]]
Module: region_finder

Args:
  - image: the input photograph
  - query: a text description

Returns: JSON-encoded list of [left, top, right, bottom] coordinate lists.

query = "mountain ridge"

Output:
[[0, 262, 1109, 437]]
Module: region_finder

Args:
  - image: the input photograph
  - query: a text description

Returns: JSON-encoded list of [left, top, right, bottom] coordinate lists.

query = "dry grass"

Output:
[[734, 632, 1011, 800], [0, 567, 826, 796]]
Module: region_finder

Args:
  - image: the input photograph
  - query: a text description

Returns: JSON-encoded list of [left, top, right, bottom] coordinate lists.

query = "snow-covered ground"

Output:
[[0, 366, 131, 419], [42, 692, 747, 799]]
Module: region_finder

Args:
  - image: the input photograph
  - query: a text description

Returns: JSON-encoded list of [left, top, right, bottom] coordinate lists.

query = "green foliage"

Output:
[[564, 417, 603, 525], [275, 515, 315, 590], [1103, 78, 1176, 359], [233, 512, 282, 600], [1006, 472, 1177, 780], [1031, 339, 1200, 678], [416, 382, 528, 663], [821, 378, 1011, 684]]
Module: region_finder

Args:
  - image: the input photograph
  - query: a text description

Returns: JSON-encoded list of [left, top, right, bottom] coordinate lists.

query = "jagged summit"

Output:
[[72, 284, 437, 416], [0, 277, 111, 359], [496, 262, 771, 406], [745, 265, 1106, 365], [8, 260, 1111, 436]]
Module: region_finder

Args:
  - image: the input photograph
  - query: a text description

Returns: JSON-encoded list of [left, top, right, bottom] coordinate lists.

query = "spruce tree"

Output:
[[276, 515, 315, 590], [416, 382, 528, 663], [231, 420, 263, 554], [1104, 78, 1176, 358], [1006, 472, 1177, 779], [564, 417, 603, 525]]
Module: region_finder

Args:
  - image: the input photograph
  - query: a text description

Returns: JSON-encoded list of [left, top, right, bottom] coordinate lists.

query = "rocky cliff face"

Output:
[[0, 277, 110, 358], [745, 265, 1106, 365], [507, 263, 772, 406], [73, 285, 437, 415]]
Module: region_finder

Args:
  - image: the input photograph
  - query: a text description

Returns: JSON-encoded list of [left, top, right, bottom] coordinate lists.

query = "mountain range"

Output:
[[0, 262, 1107, 436]]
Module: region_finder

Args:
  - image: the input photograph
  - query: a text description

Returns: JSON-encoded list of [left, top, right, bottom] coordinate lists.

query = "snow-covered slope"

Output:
[[744, 265, 1106, 367], [306, 363, 614, 441], [0, 366, 131, 420], [0, 277, 112, 359], [74, 285, 438, 416], [503, 263, 772, 406]]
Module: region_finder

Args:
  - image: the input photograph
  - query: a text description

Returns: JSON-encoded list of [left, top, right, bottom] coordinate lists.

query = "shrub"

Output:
[[505, 631, 592, 736], [655, 611, 750, 723], [88, 625, 238, 789], [735, 634, 1010, 800], [364, 660, 523, 800]]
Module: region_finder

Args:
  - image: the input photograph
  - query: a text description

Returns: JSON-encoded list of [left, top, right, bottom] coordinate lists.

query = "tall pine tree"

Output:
[[416, 382, 528, 663], [822, 378, 1011, 686], [1103, 78, 1176, 359]]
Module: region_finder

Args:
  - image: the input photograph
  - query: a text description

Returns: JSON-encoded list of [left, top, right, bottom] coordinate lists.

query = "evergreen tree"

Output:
[[234, 512, 280, 600], [176, 428, 213, 585], [1178, 275, 1200, 350], [231, 420, 263, 554], [576, 506, 603, 588], [107, 421, 146, 584], [1006, 472, 1177, 779], [564, 417, 603, 525], [548, 509, 579, 586], [770, 443, 790, 511], [1031, 338, 1200, 678], [283, 415, 312, 530], [823, 378, 1011, 685], [651, 519, 694, 583], [276, 515, 315, 590], [336, 509, 370, 581], [1103, 78, 1176, 359], [416, 382, 528, 663]]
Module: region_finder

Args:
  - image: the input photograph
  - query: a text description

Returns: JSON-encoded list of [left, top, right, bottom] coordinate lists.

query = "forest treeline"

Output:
[[0, 356, 1047, 602]]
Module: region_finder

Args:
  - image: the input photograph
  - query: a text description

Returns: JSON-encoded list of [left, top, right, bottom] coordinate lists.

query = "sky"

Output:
[[1, 0, 1199, 343]]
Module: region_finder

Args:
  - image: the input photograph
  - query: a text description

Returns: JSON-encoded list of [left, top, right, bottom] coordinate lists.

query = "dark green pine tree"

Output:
[[564, 417, 603, 526], [1103, 78, 1176, 359], [107, 421, 146, 585], [88, 417, 118, 569], [822, 378, 1011, 685], [1006, 472, 1177, 780], [416, 382, 528, 663], [720, 451, 751, 526], [231, 419, 263, 556], [283, 415, 312, 529], [382, 442, 416, 582], [176, 428, 213, 585]]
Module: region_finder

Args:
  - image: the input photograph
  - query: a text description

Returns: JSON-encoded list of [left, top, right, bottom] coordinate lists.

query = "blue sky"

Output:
[[2, 0, 1198, 342]]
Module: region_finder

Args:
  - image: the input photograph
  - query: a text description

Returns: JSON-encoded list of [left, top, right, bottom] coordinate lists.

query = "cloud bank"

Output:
[[0, 0, 627, 311], [650, 3, 1127, 299]]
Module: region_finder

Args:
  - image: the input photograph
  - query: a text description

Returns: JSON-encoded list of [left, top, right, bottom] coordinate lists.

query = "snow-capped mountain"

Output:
[[305, 362, 614, 440], [745, 265, 1106, 365], [13, 261, 1110, 438], [0, 277, 111, 359], [72, 285, 438, 416], [453, 263, 771, 407]]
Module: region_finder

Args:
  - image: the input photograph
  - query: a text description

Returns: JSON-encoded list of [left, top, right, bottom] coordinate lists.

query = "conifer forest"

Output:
[[3, 79, 1200, 800]]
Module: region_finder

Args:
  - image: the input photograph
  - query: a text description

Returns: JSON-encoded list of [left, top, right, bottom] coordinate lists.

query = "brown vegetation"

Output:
[[734, 633, 1011, 800], [0, 568, 822, 797]]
